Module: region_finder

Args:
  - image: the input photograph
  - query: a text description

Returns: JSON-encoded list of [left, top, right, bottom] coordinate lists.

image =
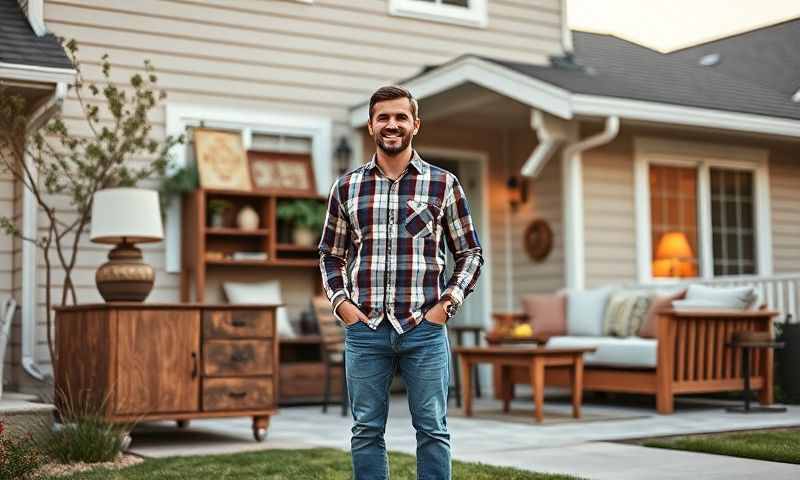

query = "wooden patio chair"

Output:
[[311, 295, 349, 416]]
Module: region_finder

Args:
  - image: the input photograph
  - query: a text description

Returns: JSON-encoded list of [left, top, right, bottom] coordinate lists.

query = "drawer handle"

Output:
[[231, 351, 251, 363], [231, 319, 247, 327], [229, 391, 247, 399]]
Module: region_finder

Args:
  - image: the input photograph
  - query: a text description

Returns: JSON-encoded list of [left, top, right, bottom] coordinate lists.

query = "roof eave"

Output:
[[573, 94, 800, 139], [0, 62, 76, 85], [348, 56, 574, 127]]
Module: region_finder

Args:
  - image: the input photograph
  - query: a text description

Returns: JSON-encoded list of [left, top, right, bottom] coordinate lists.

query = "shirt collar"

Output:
[[364, 150, 427, 176]]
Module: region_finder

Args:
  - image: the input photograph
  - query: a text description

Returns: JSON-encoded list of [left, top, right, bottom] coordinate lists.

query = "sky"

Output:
[[567, 0, 800, 52]]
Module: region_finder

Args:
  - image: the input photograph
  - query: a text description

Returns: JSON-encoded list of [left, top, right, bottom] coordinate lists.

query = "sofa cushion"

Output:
[[603, 290, 652, 337], [566, 287, 614, 336], [680, 284, 758, 310], [548, 335, 657, 368], [638, 289, 687, 338], [520, 293, 566, 336]]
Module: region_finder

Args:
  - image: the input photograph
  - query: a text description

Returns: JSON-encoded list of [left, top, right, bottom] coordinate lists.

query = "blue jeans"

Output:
[[344, 317, 451, 480]]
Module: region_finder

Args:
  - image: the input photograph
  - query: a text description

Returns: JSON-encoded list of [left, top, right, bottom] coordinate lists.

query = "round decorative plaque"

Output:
[[524, 219, 553, 262]]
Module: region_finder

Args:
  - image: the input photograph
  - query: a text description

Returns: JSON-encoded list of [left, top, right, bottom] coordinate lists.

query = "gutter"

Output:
[[21, 82, 68, 381], [521, 110, 569, 178], [561, 116, 620, 290]]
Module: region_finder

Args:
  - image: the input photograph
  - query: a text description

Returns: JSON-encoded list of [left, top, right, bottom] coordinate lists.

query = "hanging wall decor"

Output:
[[194, 128, 251, 191], [248, 151, 316, 196], [524, 218, 553, 262]]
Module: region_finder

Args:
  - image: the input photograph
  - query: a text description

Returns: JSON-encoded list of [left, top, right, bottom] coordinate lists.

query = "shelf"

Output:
[[204, 188, 326, 201], [276, 243, 318, 252], [206, 258, 319, 268], [206, 227, 269, 237]]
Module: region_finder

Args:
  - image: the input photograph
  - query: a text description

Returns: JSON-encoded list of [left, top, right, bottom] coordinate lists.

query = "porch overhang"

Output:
[[348, 55, 800, 139]]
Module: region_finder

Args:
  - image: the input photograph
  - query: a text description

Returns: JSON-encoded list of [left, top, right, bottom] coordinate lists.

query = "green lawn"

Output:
[[643, 429, 800, 464], [45, 448, 582, 479]]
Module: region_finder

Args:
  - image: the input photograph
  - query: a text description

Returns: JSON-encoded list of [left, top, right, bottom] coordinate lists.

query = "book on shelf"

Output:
[[231, 251, 269, 261]]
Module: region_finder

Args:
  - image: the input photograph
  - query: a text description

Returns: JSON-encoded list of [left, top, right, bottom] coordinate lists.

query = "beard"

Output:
[[374, 126, 413, 156]]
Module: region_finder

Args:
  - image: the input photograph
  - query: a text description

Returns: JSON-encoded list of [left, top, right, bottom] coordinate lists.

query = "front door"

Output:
[[423, 155, 487, 329]]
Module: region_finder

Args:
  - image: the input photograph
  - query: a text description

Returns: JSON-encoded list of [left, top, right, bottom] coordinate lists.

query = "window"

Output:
[[389, 0, 488, 28], [710, 168, 756, 275], [634, 138, 771, 281]]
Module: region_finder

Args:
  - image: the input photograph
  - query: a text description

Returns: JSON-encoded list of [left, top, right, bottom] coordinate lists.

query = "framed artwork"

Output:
[[194, 128, 251, 191], [248, 151, 316, 195]]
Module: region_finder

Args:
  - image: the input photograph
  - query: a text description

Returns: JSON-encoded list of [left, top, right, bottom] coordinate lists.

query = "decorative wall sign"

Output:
[[524, 218, 553, 262], [194, 128, 251, 191], [248, 151, 316, 196]]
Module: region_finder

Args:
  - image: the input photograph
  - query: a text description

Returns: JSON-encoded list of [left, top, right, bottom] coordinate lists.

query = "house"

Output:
[[1, 0, 798, 396]]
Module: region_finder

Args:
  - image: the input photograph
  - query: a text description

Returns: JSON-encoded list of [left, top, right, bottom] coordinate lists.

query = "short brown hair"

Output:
[[369, 85, 419, 121]]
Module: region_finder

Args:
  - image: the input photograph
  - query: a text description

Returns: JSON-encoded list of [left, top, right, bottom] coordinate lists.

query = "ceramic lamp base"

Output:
[[95, 242, 155, 302]]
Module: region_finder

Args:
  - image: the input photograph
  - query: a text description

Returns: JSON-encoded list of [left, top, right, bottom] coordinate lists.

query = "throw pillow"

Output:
[[603, 290, 653, 337], [566, 287, 614, 336], [520, 293, 566, 336], [638, 289, 687, 338], [684, 284, 758, 310], [223, 281, 295, 338]]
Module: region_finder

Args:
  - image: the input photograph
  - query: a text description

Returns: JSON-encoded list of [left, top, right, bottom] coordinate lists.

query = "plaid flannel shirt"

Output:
[[318, 150, 484, 334]]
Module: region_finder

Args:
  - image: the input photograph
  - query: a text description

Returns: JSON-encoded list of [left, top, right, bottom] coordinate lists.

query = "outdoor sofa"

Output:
[[490, 284, 777, 414]]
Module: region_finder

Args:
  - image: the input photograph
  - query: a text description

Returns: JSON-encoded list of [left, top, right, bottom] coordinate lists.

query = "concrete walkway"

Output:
[[127, 395, 800, 479]]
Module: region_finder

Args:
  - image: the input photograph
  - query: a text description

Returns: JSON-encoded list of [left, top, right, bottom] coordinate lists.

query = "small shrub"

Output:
[[48, 416, 127, 464], [48, 388, 132, 464], [0, 421, 45, 480]]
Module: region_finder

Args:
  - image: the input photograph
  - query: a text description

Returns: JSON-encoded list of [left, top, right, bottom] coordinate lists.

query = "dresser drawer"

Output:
[[203, 340, 273, 377], [202, 377, 274, 411], [203, 310, 274, 339]]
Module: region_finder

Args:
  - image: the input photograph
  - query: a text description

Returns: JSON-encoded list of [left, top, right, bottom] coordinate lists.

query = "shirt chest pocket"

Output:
[[404, 200, 441, 239]]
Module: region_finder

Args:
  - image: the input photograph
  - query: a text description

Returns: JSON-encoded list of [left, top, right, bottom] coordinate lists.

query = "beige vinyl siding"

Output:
[[582, 132, 637, 288], [770, 148, 800, 273], [506, 131, 564, 309], [25, 0, 563, 376]]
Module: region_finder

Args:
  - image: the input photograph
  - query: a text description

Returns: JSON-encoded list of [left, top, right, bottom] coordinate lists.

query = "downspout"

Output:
[[21, 81, 68, 381], [561, 116, 619, 291]]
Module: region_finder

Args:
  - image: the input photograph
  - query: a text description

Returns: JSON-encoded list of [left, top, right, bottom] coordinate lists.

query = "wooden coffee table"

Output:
[[454, 346, 596, 423]]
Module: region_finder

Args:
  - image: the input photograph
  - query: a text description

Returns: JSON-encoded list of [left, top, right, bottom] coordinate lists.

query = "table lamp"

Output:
[[654, 231, 695, 278], [90, 188, 163, 302]]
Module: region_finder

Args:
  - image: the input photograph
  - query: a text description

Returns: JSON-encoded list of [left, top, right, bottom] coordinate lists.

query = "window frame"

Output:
[[389, 0, 488, 28], [633, 137, 772, 283]]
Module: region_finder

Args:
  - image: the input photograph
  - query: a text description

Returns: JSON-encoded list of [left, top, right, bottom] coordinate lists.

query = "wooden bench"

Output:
[[490, 309, 778, 414]]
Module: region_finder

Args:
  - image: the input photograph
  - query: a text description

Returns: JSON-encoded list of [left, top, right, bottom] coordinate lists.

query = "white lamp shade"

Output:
[[90, 188, 164, 244]]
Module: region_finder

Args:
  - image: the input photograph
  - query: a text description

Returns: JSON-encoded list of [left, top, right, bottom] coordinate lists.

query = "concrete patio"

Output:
[[126, 392, 800, 479]]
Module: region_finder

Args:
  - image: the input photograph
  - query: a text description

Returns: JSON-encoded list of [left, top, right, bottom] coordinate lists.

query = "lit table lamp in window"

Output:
[[654, 232, 695, 278], [90, 188, 163, 302]]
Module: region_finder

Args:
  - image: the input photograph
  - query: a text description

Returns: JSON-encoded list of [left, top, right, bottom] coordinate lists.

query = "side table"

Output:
[[448, 325, 484, 408], [726, 332, 786, 414]]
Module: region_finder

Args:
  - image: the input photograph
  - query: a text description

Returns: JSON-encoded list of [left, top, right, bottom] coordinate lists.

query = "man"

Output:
[[318, 85, 483, 480]]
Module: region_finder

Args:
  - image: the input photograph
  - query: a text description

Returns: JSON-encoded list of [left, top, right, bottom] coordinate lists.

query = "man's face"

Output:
[[367, 97, 420, 156]]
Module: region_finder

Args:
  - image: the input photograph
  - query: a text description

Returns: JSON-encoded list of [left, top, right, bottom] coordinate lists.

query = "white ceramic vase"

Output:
[[237, 205, 260, 231], [293, 226, 316, 246]]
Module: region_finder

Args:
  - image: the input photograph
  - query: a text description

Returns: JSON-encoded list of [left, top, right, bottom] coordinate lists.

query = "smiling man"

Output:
[[318, 85, 484, 480]]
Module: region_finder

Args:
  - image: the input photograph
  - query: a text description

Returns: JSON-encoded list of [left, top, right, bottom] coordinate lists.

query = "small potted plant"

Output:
[[207, 199, 233, 228], [277, 199, 326, 246], [158, 162, 199, 214]]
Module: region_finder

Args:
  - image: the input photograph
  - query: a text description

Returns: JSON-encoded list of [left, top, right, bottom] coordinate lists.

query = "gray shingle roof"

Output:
[[0, 0, 73, 70], [478, 31, 800, 121], [668, 17, 800, 97]]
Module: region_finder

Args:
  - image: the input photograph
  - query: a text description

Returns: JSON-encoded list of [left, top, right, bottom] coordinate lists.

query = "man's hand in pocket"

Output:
[[336, 300, 369, 326]]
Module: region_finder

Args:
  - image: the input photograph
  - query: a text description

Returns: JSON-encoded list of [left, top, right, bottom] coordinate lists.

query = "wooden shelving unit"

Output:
[[180, 187, 336, 405], [180, 188, 326, 303]]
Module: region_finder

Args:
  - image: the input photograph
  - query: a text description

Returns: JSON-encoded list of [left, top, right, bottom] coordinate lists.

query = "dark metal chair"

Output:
[[311, 296, 349, 416]]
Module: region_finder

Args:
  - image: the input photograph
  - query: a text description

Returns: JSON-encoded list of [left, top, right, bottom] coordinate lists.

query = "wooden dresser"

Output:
[[54, 303, 279, 441]]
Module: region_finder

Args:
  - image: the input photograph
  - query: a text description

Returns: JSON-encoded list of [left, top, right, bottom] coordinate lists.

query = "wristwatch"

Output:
[[443, 300, 458, 320]]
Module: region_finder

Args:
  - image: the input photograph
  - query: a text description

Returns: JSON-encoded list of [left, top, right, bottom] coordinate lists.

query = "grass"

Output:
[[43, 448, 583, 479], [643, 428, 800, 464]]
